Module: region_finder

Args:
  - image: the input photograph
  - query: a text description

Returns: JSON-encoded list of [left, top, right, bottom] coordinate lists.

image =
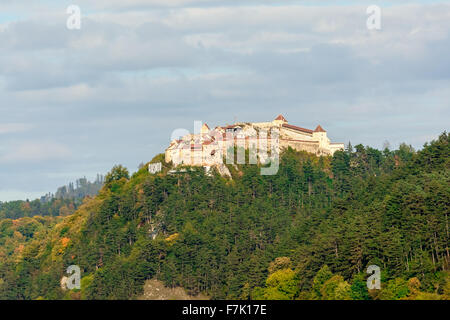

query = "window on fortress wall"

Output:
[[226, 127, 242, 133]]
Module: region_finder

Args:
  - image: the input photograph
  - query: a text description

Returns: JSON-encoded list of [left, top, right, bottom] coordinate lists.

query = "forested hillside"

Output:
[[0, 176, 104, 220], [0, 133, 448, 300]]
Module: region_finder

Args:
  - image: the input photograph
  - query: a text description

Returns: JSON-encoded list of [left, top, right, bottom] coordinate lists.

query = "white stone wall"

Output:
[[165, 120, 344, 166], [281, 127, 313, 141]]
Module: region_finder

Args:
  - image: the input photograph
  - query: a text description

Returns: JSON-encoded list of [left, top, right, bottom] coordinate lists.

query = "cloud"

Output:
[[0, 1, 448, 200], [0, 142, 72, 163], [0, 123, 32, 134]]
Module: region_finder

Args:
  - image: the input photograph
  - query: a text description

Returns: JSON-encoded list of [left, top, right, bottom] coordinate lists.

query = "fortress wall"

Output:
[[329, 143, 345, 155], [281, 127, 313, 140], [165, 150, 172, 163], [280, 139, 319, 154], [165, 120, 344, 165], [252, 122, 275, 129]]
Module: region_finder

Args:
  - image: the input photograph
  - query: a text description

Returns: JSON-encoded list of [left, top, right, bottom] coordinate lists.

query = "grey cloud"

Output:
[[0, 2, 448, 200]]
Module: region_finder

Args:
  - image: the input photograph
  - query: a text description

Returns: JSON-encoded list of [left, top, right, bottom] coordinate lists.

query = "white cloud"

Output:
[[0, 142, 72, 163], [0, 1, 449, 200], [0, 123, 32, 134]]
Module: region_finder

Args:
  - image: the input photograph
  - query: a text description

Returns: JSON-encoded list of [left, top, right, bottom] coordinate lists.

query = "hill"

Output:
[[0, 176, 104, 220], [0, 133, 448, 300]]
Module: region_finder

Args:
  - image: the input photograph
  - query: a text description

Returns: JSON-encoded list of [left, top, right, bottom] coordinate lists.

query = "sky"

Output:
[[0, 0, 449, 201]]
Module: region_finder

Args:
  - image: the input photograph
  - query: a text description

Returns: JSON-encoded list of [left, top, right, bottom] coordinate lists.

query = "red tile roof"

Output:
[[314, 125, 326, 132], [282, 138, 318, 143], [191, 144, 202, 150], [275, 114, 287, 121], [282, 123, 313, 134]]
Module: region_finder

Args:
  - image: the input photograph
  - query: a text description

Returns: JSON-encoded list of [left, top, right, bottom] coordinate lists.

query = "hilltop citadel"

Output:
[[165, 115, 344, 167]]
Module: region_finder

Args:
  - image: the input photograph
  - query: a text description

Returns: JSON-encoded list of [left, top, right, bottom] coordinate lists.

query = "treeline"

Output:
[[0, 176, 104, 220], [54, 175, 104, 201], [0, 133, 448, 300], [253, 260, 449, 300]]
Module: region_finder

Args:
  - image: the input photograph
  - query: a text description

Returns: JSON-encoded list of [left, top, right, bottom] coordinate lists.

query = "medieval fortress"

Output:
[[165, 115, 344, 168], [165, 115, 344, 167]]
